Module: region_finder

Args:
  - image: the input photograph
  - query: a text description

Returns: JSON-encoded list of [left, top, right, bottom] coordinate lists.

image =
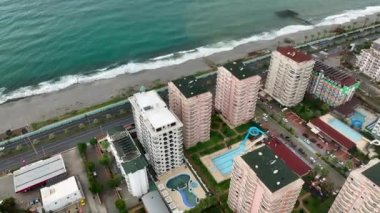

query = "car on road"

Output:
[[283, 118, 288, 123], [310, 157, 317, 164], [298, 148, 306, 156], [303, 138, 311, 145]]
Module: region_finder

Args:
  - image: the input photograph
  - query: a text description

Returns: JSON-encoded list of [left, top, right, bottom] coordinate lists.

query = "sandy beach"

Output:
[[0, 14, 378, 132]]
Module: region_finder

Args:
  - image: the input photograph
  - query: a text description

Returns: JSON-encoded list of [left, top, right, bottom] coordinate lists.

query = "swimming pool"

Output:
[[166, 174, 199, 208], [350, 111, 365, 129], [327, 118, 363, 143], [212, 147, 243, 175]]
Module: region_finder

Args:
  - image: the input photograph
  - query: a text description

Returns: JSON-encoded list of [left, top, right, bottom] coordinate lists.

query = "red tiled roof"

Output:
[[334, 97, 360, 116], [277, 46, 312, 63], [310, 118, 355, 150], [266, 138, 311, 176]]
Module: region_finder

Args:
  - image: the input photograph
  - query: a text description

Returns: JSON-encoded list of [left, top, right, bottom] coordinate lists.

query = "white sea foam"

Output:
[[1, 6, 380, 104]]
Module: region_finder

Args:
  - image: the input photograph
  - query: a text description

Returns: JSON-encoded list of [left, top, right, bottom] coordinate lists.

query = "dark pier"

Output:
[[276, 10, 313, 25]]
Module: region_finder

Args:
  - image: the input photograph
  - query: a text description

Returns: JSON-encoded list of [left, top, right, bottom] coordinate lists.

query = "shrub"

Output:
[[77, 142, 87, 156], [107, 175, 122, 189], [99, 154, 111, 167], [90, 138, 98, 146], [79, 123, 86, 129], [48, 133, 55, 140], [93, 119, 99, 124], [115, 199, 127, 212]]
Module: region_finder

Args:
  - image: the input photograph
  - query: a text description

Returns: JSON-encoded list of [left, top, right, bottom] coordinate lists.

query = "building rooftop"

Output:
[[134, 91, 180, 129], [107, 126, 126, 137], [172, 75, 212, 98], [122, 155, 148, 174], [372, 37, 380, 51], [310, 117, 356, 150], [277, 46, 312, 63], [13, 154, 66, 193], [142, 191, 170, 213], [241, 146, 299, 192], [223, 61, 262, 80], [267, 138, 311, 176], [334, 97, 360, 116], [362, 161, 380, 187], [40, 176, 82, 207], [313, 61, 357, 87], [112, 131, 141, 162]]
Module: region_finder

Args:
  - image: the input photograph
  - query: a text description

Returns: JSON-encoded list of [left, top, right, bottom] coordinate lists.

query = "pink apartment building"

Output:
[[329, 158, 380, 213], [215, 61, 261, 127], [168, 76, 213, 148], [228, 146, 304, 213]]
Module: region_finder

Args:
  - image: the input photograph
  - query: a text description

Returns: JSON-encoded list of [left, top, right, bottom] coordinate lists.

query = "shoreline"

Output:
[[0, 13, 379, 132]]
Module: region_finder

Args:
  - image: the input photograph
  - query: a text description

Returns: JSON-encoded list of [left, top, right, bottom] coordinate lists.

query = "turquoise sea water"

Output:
[[0, 0, 379, 102]]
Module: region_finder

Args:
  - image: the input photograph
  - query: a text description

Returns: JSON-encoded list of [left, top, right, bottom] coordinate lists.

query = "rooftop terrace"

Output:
[[172, 75, 212, 98], [241, 146, 299, 192], [223, 61, 262, 80], [313, 61, 357, 87], [277, 46, 312, 63], [362, 161, 380, 187]]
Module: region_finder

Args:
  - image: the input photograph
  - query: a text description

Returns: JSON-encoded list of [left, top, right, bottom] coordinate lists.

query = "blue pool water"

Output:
[[350, 111, 365, 129], [166, 174, 198, 208], [212, 147, 243, 175], [327, 118, 363, 143]]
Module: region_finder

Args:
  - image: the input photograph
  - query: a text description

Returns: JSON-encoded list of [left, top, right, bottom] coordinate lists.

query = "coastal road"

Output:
[[0, 116, 133, 173]]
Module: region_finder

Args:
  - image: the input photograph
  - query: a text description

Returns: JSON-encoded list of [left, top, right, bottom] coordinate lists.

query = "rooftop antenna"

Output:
[[139, 85, 146, 93]]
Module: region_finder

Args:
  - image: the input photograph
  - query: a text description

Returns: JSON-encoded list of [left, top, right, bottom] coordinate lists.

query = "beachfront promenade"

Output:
[[0, 22, 380, 174]]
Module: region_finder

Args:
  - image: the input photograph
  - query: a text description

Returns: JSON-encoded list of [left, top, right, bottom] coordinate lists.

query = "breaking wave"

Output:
[[1, 5, 380, 104]]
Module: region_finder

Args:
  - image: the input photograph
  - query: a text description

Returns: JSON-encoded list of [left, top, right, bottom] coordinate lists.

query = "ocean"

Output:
[[0, 0, 379, 103]]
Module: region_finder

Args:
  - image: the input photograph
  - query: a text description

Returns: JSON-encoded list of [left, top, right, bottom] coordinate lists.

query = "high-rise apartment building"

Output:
[[329, 158, 380, 213], [356, 38, 380, 82], [168, 76, 212, 148], [265, 46, 315, 107], [228, 146, 304, 213], [215, 61, 261, 127], [308, 61, 360, 107], [129, 90, 184, 176]]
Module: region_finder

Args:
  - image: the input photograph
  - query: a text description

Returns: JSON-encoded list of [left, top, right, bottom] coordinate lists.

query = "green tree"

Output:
[[86, 161, 95, 172], [107, 175, 122, 189], [48, 133, 55, 140], [77, 142, 87, 156], [99, 154, 111, 167], [89, 182, 103, 194], [115, 199, 127, 213], [90, 138, 98, 146], [93, 118, 100, 124], [79, 123, 86, 129]]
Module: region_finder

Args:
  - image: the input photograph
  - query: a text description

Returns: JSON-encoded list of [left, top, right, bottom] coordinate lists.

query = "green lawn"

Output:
[[186, 131, 224, 154], [221, 124, 236, 137], [235, 123, 252, 134], [303, 195, 335, 213]]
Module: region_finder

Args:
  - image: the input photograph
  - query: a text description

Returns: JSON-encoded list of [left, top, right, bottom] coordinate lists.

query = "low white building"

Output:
[[40, 176, 84, 212], [356, 38, 380, 82], [108, 128, 149, 197]]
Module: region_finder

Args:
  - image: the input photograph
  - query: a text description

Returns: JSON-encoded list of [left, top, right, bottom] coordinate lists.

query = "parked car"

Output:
[[310, 157, 317, 164], [283, 118, 289, 123]]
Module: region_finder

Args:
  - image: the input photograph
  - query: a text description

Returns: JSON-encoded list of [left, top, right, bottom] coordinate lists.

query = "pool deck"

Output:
[[156, 165, 206, 211], [200, 136, 266, 183]]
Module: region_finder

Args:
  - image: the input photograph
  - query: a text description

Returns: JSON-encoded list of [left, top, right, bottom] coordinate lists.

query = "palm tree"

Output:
[[304, 35, 308, 43]]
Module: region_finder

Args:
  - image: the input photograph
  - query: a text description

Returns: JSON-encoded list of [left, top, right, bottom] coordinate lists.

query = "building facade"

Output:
[[329, 158, 380, 213], [265, 46, 315, 107], [308, 61, 360, 107], [129, 90, 184, 176], [356, 38, 380, 82], [168, 76, 212, 148], [228, 146, 304, 213], [372, 118, 380, 139], [215, 61, 261, 127], [108, 129, 149, 197]]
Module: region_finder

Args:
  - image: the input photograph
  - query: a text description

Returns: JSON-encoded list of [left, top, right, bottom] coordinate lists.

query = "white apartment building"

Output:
[[356, 38, 380, 82], [215, 61, 261, 127], [329, 158, 380, 213], [372, 118, 380, 139], [265, 46, 315, 107], [40, 176, 84, 212], [107, 129, 149, 197], [129, 90, 184, 176]]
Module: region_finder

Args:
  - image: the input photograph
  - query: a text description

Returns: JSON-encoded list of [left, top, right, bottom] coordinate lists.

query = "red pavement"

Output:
[[266, 138, 311, 177]]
